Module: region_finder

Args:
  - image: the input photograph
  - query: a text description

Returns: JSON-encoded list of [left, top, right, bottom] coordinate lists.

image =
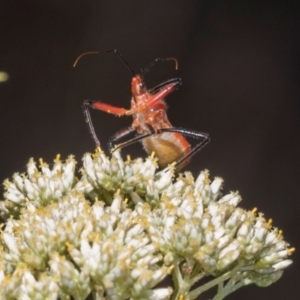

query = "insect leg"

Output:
[[157, 128, 210, 169], [110, 126, 209, 169], [109, 128, 155, 152], [82, 100, 101, 147], [145, 79, 182, 110], [84, 99, 129, 116], [83, 99, 132, 147], [148, 78, 182, 94]]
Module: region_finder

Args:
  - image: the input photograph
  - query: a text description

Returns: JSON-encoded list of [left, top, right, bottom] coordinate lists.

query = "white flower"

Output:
[[0, 155, 76, 219], [0, 150, 294, 300]]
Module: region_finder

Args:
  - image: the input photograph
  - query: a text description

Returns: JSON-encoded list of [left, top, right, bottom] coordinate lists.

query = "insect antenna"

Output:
[[105, 49, 135, 75], [142, 57, 178, 78], [73, 49, 135, 76], [73, 51, 99, 67]]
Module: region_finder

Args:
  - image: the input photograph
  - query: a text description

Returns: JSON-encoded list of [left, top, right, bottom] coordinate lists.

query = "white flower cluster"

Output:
[[1, 193, 171, 300], [0, 155, 76, 219], [0, 150, 294, 300], [78, 150, 173, 206]]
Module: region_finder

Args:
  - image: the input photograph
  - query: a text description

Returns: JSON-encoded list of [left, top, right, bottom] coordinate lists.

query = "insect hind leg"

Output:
[[109, 127, 155, 152], [110, 126, 209, 171], [156, 127, 210, 169]]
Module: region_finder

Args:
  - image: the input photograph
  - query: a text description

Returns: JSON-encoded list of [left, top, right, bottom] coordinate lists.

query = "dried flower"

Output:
[[0, 149, 294, 299]]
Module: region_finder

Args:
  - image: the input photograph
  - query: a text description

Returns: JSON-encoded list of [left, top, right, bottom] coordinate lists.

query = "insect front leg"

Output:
[[82, 100, 101, 147], [83, 99, 131, 148], [84, 99, 129, 115]]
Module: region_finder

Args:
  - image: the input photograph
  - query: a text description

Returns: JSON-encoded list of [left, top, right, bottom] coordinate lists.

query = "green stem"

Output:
[[171, 259, 192, 300], [219, 272, 247, 299], [189, 264, 243, 300]]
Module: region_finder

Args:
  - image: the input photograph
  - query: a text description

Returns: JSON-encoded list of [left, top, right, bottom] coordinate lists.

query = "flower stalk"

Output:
[[0, 149, 294, 299]]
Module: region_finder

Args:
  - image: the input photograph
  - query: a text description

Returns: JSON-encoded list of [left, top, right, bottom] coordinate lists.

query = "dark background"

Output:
[[0, 1, 299, 299]]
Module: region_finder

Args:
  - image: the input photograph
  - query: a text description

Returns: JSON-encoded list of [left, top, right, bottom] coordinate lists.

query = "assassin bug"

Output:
[[74, 49, 210, 171]]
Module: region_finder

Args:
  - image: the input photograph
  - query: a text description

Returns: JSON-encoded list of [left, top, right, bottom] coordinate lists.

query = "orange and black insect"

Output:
[[74, 49, 210, 171]]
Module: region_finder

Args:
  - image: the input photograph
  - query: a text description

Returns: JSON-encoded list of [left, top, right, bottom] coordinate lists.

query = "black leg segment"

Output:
[[109, 126, 210, 169], [82, 100, 101, 147], [109, 127, 155, 152]]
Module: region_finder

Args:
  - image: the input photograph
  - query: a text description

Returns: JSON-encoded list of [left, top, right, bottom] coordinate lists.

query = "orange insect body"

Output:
[[79, 50, 210, 170], [131, 76, 191, 168], [90, 74, 190, 169]]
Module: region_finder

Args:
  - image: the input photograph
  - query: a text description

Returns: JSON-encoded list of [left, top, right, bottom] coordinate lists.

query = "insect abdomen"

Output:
[[142, 132, 190, 169]]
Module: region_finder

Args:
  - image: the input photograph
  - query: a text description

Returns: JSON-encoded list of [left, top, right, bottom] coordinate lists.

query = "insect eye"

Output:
[[139, 82, 145, 89]]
